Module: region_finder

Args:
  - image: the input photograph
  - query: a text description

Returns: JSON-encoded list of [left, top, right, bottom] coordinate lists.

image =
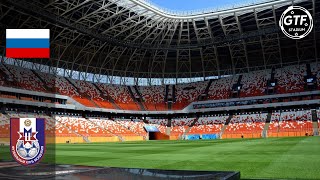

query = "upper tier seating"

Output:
[[268, 110, 313, 133], [69, 79, 113, 108], [5, 65, 47, 92], [274, 64, 306, 94], [225, 113, 267, 134], [37, 72, 80, 97], [171, 118, 195, 136], [0, 63, 318, 111], [172, 81, 207, 110], [146, 119, 168, 134], [240, 70, 271, 97], [139, 86, 167, 111], [188, 116, 227, 134], [207, 76, 237, 100], [97, 84, 140, 110], [310, 62, 320, 90]]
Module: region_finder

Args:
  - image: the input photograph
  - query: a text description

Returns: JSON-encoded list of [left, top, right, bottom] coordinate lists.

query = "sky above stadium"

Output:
[[150, 0, 259, 11]]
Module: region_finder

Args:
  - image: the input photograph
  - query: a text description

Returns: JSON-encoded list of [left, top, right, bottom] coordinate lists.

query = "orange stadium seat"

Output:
[[240, 69, 270, 97], [97, 84, 140, 110], [207, 76, 236, 100], [171, 118, 195, 136], [172, 81, 207, 110], [224, 113, 267, 138], [188, 116, 227, 134], [268, 110, 313, 137], [6, 65, 47, 92], [89, 118, 137, 136], [147, 119, 168, 134], [274, 65, 306, 94], [55, 116, 113, 137], [115, 119, 148, 137], [139, 86, 167, 111]]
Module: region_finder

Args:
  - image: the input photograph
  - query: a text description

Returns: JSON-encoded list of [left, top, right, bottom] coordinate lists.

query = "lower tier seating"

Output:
[[89, 118, 137, 136], [146, 119, 168, 134], [268, 110, 313, 137], [223, 113, 267, 138], [115, 119, 148, 137], [55, 116, 113, 137], [171, 118, 195, 136], [188, 116, 227, 134]]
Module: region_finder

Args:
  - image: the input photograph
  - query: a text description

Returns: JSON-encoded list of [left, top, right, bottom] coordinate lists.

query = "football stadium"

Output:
[[0, 0, 319, 179]]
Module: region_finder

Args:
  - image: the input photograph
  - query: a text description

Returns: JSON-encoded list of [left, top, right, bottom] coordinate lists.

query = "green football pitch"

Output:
[[1, 136, 320, 179]]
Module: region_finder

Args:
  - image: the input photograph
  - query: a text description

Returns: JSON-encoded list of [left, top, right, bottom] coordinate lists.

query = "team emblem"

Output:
[[10, 118, 45, 166]]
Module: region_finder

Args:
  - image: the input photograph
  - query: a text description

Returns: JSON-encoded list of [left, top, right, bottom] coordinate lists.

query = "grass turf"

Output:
[[1, 136, 320, 179]]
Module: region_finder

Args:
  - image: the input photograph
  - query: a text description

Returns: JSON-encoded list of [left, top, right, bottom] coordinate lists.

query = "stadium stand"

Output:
[[172, 81, 207, 110], [317, 110, 320, 129], [223, 113, 267, 138], [97, 84, 140, 110], [89, 118, 136, 136], [0, 113, 9, 139], [310, 62, 320, 90], [70, 79, 114, 108], [240, 70, 271, 97], [171, 118, 195, 137], [37, 72, 80, 98], [139, 86, 167, 111], [88, 118, 144, 141], [5, 65, 47, 92], [114, 119, 148, 137], [146, 119, 168, 134], [207, 76, 237, 100], [188, 115, 227, 135], [54, 115, 112, 137], [0, 64, 318, 111], [274, 65, 306, 94], [268, 110, 313, 137]]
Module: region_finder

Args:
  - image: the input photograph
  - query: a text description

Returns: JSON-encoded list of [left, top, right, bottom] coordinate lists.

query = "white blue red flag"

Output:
[[6, 29, 50, 58], [10, 118, 46, 166]]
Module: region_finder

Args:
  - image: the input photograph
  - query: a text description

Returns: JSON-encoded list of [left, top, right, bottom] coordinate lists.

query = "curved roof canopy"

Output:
[[0, 0, 319, 79]]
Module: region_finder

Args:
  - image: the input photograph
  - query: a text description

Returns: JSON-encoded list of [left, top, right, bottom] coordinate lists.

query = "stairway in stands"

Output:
[[65, 77, 99, 108], [53, 116, 90, 142], [92, 83, 120, 109], [31, 70, 54, 93], [86, 118, 124, 141], [311, 110, 319, 136], [262, 112, 272, 137], [127, 86, 145, 110], [166, 118, 172, 135], [198, 79, 213, 101], [182, 117, 199, 137], [0, 64, 18, 88], [219, 114, 233, 138], [113, 118, 147, 140]]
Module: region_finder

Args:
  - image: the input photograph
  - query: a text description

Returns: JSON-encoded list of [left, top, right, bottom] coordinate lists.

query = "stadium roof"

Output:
[[0, 0, 319, 80], [145, 0, 278, 15]]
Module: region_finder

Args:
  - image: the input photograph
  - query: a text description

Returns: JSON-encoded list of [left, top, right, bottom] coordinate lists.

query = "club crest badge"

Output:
[[10, 118, 45, 166]]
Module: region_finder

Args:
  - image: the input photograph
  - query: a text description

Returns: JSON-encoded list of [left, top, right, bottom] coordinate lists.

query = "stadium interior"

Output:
[[0, 0, 319, 179]]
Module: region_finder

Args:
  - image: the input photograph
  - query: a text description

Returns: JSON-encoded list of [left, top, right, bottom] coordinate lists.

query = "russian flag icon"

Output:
[[6, 29, 50, 59]]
